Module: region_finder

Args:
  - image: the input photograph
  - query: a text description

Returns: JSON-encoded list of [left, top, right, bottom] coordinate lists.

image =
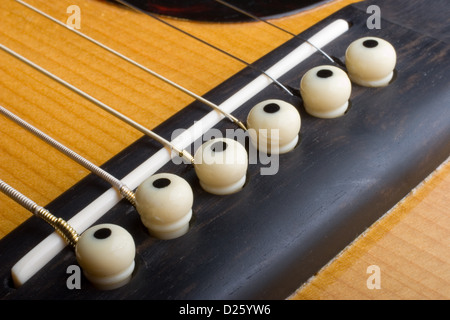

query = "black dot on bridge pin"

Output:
[[363, 39, 379, 48], [263, 103, 281, 113], [153, 178, 171, 189], [316, 69, 333, 78], [210, 141, 228, 153], [94, 228, 112, 240]]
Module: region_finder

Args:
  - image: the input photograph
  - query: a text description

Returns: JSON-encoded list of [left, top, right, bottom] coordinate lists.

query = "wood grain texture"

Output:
[[290, 159, 450, 299], [1, 0, 449, 299]]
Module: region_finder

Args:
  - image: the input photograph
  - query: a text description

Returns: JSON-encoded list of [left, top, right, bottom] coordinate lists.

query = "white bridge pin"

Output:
[[300, 65, 352, 118], [247, 99, 301, 154], [135, 173, 194, 240], [75, 224, 136, 290], [345, 37, 397, 87], [194, 138, 248, 195]]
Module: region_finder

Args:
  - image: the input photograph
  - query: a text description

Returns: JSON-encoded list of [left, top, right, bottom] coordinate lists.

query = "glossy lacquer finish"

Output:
[[1, 0, 449, 299], [114, 0, 330, 22]]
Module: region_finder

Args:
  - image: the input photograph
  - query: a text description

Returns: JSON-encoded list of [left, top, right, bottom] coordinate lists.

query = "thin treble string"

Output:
[[0, 43, 195, 164], [0, 104, 137, 206], [111, 0, 294, 96], [213, 0, 342, 66], [14, 0, 247, 131]]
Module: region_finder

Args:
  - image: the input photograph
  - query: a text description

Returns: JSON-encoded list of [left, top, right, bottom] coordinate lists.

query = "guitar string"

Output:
[[1, 1, 297, 227], [111, 0, 294, 97], [0, 43, 195, 164], [0, 104, 137, 206], [0, 179, 80, 248], [7, 17, 351, 286], [15, 0, 247, 131], [213, 0, 342, 66]]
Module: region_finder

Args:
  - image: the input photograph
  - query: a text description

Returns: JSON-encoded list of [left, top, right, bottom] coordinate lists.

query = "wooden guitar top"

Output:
[[0, 0, 449, 299]]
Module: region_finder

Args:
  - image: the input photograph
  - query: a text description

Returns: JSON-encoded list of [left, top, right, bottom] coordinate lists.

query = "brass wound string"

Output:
[[0, 104, 137, 206], [0, 179, 80, 248], [0, 43, 195, 164], [112, 0, 294, 97], [213, 0, 340, 65], [14, 0, 247, 131]]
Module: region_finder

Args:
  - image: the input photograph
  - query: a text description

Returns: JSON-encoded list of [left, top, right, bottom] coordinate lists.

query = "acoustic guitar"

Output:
[[0, 0, 449, 299]]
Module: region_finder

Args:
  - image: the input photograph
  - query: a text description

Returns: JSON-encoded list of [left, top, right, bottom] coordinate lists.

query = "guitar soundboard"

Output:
[[0, 0, 449, 299]]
